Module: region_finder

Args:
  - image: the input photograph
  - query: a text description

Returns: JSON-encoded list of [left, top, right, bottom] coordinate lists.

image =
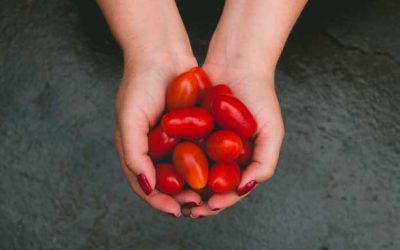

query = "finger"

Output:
[[206, 192, 242, 211], [190, 203, 223, 219], [116, 114, 156, 195], [237, 114, 284, 196], [174, 190, 202, 207], [115, 128, 181, 216]]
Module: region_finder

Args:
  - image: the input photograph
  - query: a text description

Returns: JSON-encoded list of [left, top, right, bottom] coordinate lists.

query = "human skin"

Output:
[[190, 0, 308, 218], [97, 0, 307, 218], [97, 0, 201, 217]]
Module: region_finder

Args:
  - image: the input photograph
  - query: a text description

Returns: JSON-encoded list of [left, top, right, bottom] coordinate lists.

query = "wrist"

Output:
[[123, 48, 197, 75], [205, 34, 276, 78]]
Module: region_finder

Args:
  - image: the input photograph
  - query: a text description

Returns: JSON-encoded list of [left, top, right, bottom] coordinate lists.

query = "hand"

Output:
[[114, 53, 202, 217], [190, 63, 285, 218], [187, 0, 305, 219]]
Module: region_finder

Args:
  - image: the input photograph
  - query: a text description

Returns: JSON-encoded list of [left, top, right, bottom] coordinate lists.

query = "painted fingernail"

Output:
[[137, 174, 152, 195], [183, 202, 200, 208], [196, 215, 205, 219], [237, 180, 258, 196], [211, 207, 220, 211], [190, 214, 204, 219]]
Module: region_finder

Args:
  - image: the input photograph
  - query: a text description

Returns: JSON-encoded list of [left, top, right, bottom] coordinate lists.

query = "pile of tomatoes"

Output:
[[148, 67, 257, 197]]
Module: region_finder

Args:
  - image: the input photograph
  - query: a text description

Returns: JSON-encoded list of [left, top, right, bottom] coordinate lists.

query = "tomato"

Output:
[[206, 130, 243, 162], [201, 84, 233, 111], [190, 67, 212, 101], [148, 125, 179, 162], [173, 142, 208, 190], [166, 71, 199, 111], [236, 139, 253, 166], [212, 94, 257, 138], [162, 107, 214, 139], [208, 162, 241, 194], [156, 163, 184, 195]]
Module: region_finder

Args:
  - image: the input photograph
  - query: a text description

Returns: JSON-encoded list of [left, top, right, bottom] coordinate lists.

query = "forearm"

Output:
[[97, 0, 194, 64], [206, 0, 307, 72]]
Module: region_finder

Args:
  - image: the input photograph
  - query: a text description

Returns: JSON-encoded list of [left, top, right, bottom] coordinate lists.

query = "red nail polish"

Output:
[[196, 215, 205, 219], [211, 207, 220, 211], [183, 202, 199, 208], [166, 212, 177, 217], [137, 174, 152, 195], [237, 180, 257, 196]]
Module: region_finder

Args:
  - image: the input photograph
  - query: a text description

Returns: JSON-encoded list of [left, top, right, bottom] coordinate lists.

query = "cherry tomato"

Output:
[[201, 84, 233, 111], [208, 162, 241, 194], [156, 163, 184, 195], [236, 139, 253, 166], [212, 94, 257, 138], [206, 130, 243, 162], [148, 125, 179, 162], [166, 71, 199, 111], [173, 142, 208, 190], [162, 107, 214, 139], [190, 67, 212, 101]]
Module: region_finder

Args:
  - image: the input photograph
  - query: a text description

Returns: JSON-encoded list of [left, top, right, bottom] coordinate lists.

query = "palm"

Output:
[[115, 62, 202, 216], [189, 63, 284, 217]]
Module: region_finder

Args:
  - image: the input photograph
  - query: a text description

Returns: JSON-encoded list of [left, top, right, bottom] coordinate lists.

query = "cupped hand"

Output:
[[114, 54, 202, 217], [190, 63, 285, 218]]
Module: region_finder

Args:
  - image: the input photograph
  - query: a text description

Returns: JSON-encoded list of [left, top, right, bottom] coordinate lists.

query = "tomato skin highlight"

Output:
[[236, 139, 253, 166], [166, 71, 199, 111], [201, 84, 233, 111], [211, 94, 257, 138], [206, 130, 243, 162], [148, 125, 179, 162], [173, 142, 208, 190], [161, 107, 214, 139], [190, 67, 212, 101], [156, 163, 184, 195], [208, 162, 241, 194]]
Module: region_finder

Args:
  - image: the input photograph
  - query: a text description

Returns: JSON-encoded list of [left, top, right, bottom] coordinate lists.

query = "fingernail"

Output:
[[237, 180, 258, 196], [137, 174, 152, 195], [190, 214, 205, 219], [166, 212, 178, 218], [190, 214, 204, 219], [211, 207, 220, 211], [183, 202, 200, 208]]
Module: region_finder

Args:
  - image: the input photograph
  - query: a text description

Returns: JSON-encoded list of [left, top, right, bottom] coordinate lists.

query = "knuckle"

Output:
[[261, 167, 276, 181], [277, 122, 285, 140], [123, 155, 137, 172]]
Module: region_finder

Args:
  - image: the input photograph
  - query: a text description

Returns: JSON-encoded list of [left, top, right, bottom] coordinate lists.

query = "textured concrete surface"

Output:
[[1, 0, 399, 249]]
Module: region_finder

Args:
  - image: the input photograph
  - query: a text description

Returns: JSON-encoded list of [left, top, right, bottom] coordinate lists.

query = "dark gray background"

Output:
[[1, 0, 399, 249]]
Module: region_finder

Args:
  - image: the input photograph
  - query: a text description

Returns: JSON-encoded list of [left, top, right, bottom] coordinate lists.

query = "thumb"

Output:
[[116, 110, 156, 195], [237, 121, 284, 196]]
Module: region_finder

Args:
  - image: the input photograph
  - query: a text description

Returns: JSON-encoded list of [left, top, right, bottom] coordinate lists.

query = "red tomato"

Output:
[[161, 107, 214, 139], [236, 139, 253, 166], [156, 163, 184, 195], [208, 162, 241, 194], [190, 67, 212, 101], [166, 71, 199, 111], [201, 84, 233, 111], [206, 130, 243, 162], [148, 125, 179, 162], [212, 95, 257, 138], [173, 142, 208, 190]]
